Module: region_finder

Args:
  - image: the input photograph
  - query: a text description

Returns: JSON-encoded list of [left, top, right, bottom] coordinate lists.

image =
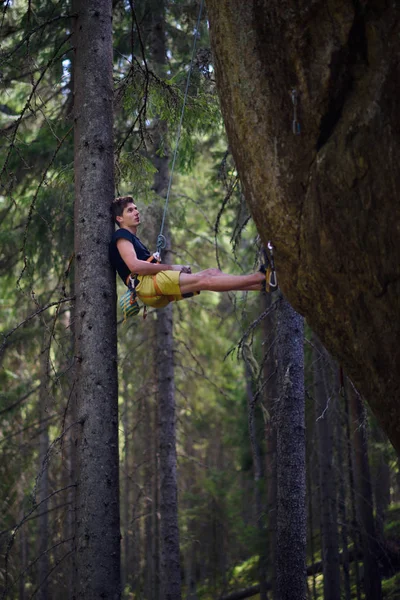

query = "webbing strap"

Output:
[[151, 276, 174, 302], [152, 275, 162, 296]]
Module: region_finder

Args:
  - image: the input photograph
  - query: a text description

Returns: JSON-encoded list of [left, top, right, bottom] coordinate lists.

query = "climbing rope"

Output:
[[156, 0, 205, 256]]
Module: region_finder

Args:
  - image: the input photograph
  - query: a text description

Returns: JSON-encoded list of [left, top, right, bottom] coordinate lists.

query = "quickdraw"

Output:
[[262, 242, 278, 293], [267, 241, 278, 290]]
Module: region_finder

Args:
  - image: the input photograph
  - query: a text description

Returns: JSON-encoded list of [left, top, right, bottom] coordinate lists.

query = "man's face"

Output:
[[118, 202, 140, 228]]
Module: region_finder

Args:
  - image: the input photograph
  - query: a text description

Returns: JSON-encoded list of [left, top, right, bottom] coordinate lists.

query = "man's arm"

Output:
[[116, 239, 187, 275]]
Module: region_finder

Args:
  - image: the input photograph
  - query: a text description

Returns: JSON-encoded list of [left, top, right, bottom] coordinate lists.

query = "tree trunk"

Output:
[[121, 380, 131, 594], [261, 291, 278, 600], [150, 1, 182, 596], [335, 384, 351, 600], [183, 433, 199, 599], [245, 367, 268, 600], [275, 297, 306, 600], [394, 459, 400, 504], [66, 280, 78, 600], [342, 380, 362, 600], [371, 420, 391, 541], [312, 335, 341, 600], [157, 297, 181, 600], [129, 389, 143, 595], [65, 17, 78, 591], [185, 542, 199, 600], [37, 336, 50, 600], [73, 1, 120, 598], [144, 377, 157, 600], [205, 0, 400, 453], [306, 452, 318, 600], [152, 380, 161, 600], [348, 383, 382, 600], [18, 485, 28, 600]]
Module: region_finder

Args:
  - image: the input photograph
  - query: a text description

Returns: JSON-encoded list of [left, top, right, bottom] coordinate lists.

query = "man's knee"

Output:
[[179, 271, 219, 294]]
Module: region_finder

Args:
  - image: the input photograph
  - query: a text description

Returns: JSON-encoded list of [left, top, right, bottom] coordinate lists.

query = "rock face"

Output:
[[206, 0, 400, 451]]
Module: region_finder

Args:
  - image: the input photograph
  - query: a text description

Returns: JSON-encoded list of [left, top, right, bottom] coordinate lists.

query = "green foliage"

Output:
[[230, 555, 260, 587], [117, 152, 158, 202], [119, 75, 221, 180], [4, 3, 400, 599], [385, 506, 400, 537], [382, 572, 400, 599]]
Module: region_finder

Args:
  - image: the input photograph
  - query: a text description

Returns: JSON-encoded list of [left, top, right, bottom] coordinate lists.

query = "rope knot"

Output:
[[157, 234, 167, 252]]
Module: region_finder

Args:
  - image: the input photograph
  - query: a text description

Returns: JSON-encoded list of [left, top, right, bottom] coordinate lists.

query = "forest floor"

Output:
[[200, 505, 400, 600]]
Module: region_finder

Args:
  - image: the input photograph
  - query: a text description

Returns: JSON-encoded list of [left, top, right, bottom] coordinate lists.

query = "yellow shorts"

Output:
[[135, 270, 198, 309]]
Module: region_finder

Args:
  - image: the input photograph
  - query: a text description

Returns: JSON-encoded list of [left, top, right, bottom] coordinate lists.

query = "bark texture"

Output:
[[313, 337, 341, 600], [336, 392, 352, 600], [152, 2, 182, 596], [157, 271, 181, 600], [261, 292, 278, 600], [144, 385, 157, 600], [206, 0, 400, 451], [37, 336, 50, 600], [343, 381, 363, 600], [73, 1, 120, 598], [349, 385, 382, 600], [244, 366, 268, 600], [275, 298, 306, 600], [371, 420, 391, 541]]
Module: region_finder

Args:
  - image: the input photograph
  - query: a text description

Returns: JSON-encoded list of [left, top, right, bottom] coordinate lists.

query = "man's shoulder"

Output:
[[111, 228, 135, 243], [110, 228, 150, 252]]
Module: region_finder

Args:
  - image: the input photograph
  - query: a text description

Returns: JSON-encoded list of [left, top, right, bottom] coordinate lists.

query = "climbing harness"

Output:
[[291, 89, 301, 135], [120, 254, 161, 322], [120, 277, 140, 322], [156, 0, 205, 256]]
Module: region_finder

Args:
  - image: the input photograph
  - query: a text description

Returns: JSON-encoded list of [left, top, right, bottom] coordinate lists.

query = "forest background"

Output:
[[1, 1, 399, 599]]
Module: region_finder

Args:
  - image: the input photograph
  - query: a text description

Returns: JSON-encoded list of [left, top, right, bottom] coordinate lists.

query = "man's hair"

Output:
[[111, 195, 134, 226]]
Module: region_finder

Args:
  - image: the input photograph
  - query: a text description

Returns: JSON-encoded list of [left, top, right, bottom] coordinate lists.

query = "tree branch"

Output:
[[1, 296, 74, 354]]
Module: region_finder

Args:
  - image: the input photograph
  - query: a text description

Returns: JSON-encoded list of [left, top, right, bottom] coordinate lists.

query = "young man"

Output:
[[109, 195, 274, 309]]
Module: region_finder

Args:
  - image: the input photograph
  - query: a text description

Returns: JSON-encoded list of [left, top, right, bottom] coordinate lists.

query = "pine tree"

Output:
[[313, 335, 341, 600], [275, 297, 306, 600], [73, 1, 120, 597], [348, 383, 382, 600]]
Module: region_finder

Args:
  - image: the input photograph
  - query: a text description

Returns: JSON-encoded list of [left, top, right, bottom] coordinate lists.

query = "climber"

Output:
[[109, 195, 275, 310]]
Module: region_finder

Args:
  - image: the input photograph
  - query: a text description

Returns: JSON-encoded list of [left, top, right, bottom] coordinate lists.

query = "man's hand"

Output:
[[171, 265, 192, 273], [180, 265, 191, 274]]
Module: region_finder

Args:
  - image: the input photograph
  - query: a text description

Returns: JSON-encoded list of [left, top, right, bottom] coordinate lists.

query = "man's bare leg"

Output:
[[184, 268, 261, 290], [179, 270, 265, 295], [188, 268, 264, 290], [198, 269, 263, 292]]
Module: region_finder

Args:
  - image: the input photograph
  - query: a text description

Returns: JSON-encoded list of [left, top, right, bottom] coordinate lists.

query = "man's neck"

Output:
[[121, 225, 138, 235]]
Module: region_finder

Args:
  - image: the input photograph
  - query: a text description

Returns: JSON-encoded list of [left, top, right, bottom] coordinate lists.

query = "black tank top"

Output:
[[109, 229, 151, 284]]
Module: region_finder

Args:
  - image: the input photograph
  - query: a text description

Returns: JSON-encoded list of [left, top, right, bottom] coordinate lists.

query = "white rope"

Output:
[[157, 0, 205, 253]]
